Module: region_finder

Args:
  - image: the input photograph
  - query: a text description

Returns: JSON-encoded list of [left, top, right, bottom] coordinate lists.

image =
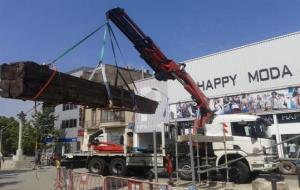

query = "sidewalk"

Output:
[[1, 156, 35, 170], [1, 159, 15, 170]]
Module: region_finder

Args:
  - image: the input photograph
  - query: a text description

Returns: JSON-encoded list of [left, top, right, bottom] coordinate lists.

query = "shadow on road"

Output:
[[0, 169, 30, 180], [0, 170, 29, 189], [256, 173, 285, 182], [0, 169, 31, 175], [0, 181, 22, 188]]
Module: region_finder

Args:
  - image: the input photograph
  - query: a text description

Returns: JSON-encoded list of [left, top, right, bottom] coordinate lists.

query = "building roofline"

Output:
[[66, 66, 93, 74], [183, 30, 300, 63]]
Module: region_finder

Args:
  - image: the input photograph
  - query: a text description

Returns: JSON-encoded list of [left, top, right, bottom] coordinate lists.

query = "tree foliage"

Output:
[[0, 116, 18, 156], [0, 106, 58, 156], [31, 106, 58, 150]]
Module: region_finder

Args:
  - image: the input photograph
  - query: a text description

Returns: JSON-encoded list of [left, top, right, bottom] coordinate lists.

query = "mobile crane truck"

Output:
[[61, 8, 279, 183]]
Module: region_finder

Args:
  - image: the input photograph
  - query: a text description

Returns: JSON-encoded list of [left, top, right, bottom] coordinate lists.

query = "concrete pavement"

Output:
[[0, 157, 56, 190], [0, 167, 56, 190]]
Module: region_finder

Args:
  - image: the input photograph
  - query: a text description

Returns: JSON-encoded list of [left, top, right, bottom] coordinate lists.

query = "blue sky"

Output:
[[1, 0, 300, 118]]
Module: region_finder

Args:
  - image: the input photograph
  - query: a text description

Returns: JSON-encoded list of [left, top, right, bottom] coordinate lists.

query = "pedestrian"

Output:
[[165, 154, 173, 184], [288, 141, 297, 158]]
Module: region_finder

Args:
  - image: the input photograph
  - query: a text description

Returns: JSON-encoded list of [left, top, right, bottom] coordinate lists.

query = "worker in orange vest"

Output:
[[166, 153, 173, 183]]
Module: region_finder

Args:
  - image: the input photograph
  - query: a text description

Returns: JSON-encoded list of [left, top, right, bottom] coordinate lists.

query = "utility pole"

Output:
[[153, 130, 158, 184], [14, 111, 26, 161]]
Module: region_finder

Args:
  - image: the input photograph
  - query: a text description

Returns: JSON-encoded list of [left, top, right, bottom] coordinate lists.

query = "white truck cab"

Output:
[[205, 114, 279, 182]]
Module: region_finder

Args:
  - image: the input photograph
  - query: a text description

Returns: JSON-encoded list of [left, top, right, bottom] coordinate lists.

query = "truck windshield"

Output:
[[231, 120, 270, 139]]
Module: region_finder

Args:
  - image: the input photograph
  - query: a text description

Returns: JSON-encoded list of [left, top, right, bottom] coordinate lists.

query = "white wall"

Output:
[[168, 32, 300, 103], [135, 78, 169, 133]]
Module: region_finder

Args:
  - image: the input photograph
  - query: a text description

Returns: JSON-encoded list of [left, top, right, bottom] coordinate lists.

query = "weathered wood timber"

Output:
[[0, 61, 158, 114]]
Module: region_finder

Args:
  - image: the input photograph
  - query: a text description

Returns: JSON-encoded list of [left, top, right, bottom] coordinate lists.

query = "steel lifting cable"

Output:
[[24, 102, 42, 115], [108, 25, 138, 111], [107, 24, 139, 110], [107, 23, 131, 91], [107, 22, 138, 93]]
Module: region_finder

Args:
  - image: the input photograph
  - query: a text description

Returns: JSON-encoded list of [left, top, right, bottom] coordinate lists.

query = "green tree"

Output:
[[31, 106, 58, 150], [0, 106, 60, 156], [22, 121, 36, 155], [0, 105, 58, 156], [0, 116, 38, 156], [0, 116, 18, 156]]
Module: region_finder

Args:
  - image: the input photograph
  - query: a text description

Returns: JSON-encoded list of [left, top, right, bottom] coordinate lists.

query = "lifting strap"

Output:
[[86, 23, 115, 107], [31, 23, 107, 101], [101, 64, 114, 107], [88, 22, 108, 80], [49, 23, 107, 65], [32, 66, 57, 101]]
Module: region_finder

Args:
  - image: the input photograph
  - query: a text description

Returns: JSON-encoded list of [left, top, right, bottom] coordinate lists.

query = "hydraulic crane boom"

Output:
[[106, 8, 212, 127]]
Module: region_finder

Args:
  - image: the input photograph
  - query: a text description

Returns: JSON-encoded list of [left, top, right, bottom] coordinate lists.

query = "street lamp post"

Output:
[[14, 111, 26, 161], [151, 87, 169, 183]]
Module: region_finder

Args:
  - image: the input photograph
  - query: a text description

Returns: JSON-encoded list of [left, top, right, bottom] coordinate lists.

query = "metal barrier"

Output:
[[104, 176, 172, 190], [54, 168, 105, 190], [72, 171, 104, 190], [54, 167, 64, 190], [55, 168, 171, 190]]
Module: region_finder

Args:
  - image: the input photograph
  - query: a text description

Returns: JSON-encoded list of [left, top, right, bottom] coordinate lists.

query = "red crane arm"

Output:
[[106, 8, 212, 127]]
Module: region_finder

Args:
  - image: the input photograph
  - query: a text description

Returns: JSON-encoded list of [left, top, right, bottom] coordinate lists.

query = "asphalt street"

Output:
[[0, 167, 56, 190]]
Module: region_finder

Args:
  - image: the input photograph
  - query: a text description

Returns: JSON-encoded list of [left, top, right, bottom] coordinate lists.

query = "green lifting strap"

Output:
[[98, 22, 108, 65], [49, 23, 107, 64], [88, 22, 108, 80]]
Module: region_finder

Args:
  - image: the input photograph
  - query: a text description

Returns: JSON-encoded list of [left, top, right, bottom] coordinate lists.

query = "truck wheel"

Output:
[[279, 161, 296, 175], [88, 158, 106, 175], [179, 160, 192, 180], [222, 161, 250, 184], [109, 158, 127, 176]]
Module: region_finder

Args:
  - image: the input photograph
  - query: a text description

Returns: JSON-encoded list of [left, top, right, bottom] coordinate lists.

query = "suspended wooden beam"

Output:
[[0, 61, 158, 114]]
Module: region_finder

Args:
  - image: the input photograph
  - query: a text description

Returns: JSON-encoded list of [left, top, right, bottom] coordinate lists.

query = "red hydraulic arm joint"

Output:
[[106, 8, 212, 127]]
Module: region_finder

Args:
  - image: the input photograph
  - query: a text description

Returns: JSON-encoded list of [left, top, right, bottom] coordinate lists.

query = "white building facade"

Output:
[[54, 67, 91, 154], [134, 78, 168, 149], [135, 31, 300, 158]]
